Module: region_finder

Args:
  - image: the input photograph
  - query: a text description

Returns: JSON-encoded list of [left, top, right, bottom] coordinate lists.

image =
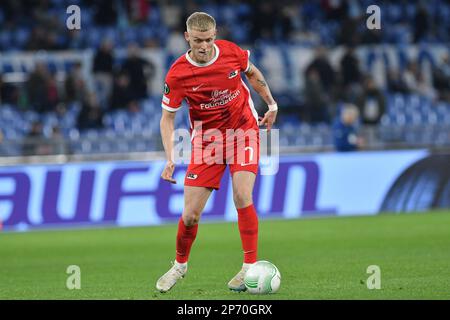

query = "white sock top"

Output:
[[175, 261, 187, 268], [243, 262, 255, 269]]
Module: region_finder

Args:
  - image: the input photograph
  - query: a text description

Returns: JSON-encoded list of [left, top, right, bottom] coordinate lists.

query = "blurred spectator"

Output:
[[121, 43, 155, 100], [356, 76, 385, 125], [340, 46, 362, 87], [338, 17, 359, 46], [54, 102, 68, 121], [322, 0, 349, 21], [66, 30, 85, 50], [306, 46, 336, 92], [433, 53, 450, 102], [110, 72, 135, 111], [361, 29, 382, 45], [397, 61, 437, 100], [92, 40, 115, 108], [305, 46, 336, 118], [303, 68, 330, 123], [414, 5, 430, 43], [92, 0, 118, 26], [44, 32, 63, 51], [126, 0, 151, 25], [416, 72, 437, 101], [278, 6, 296, 41], [0, 74, 19, 105], [386, 69, 409, 93], [0, 0, 450, 52], [25, 27, 48, 51], [49, 126, 68, 155], [65, 62, 87, 104], [161, 2, 184, 30], [46, 72, 60, 112], [402, 62, 419, 93], [339, 46, 363, 102], [250, 2, 276, 42], [332, 104, 363, 152], [77, 92, 104, 131], [22, 121, 48, 156], [26, 62, 50, 113], [1, 1, 24, 26]]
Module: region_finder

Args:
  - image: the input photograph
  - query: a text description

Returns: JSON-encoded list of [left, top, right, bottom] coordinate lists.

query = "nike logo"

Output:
[[192, 83, 205, 91], [240, 163, 254, 167]]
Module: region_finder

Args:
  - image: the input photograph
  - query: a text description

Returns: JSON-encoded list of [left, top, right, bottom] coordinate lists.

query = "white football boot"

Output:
[[156, 261, 187, 293], [227, 263, 253, 292]]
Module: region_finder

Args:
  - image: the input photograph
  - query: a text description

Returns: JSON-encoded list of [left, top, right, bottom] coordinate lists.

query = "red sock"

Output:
[[237, 204, 258, 264], [176, 217, 198, 263]]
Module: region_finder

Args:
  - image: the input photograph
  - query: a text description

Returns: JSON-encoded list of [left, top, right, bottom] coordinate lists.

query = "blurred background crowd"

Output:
[[0, 0, 449, 156]]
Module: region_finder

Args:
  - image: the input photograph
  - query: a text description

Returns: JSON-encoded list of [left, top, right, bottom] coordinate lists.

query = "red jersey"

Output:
[[161, 40, 259, 133]]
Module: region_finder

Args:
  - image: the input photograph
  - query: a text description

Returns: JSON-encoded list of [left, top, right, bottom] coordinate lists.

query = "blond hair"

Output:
[[186, 12, 216, 32]]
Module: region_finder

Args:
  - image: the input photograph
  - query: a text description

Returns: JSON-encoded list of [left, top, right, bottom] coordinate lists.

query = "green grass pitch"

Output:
[[1, 211, 449, 299]]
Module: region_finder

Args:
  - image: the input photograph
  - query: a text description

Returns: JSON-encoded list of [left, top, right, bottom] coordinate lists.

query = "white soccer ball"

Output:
[[244, 260, 281, 294]]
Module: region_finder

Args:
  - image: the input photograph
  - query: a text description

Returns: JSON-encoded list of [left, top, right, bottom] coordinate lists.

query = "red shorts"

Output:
[[185, 127, 259, 190]]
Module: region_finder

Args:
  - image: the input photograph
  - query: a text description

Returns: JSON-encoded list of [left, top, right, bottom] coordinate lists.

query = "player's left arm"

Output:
[[244, 62, 278, 131]]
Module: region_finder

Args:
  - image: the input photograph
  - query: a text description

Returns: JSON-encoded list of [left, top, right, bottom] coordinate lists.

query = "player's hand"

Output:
[[161, 161, 176, 184], [259, 110, 277, 132]]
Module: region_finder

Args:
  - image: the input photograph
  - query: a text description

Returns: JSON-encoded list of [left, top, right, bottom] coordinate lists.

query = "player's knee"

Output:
[[182, 210, 201, 226], [183, 215, 199, 226], [233, 191, 252, 208]]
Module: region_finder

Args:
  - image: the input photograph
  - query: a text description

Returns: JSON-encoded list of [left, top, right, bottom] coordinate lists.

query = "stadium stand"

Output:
[[0, 0, 449, 157]]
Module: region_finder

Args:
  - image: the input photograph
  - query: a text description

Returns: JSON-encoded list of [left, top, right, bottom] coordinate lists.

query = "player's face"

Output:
[[185, 28, 216, 64]]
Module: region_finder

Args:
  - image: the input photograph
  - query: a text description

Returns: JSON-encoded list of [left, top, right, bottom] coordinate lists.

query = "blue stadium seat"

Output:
[[294, 135, 307, 146], [380, 113, 392, 126], [1, 61, 14, 73], [392, 93, 406, 111], [87, 28, 102, 48], [14, 28, 30, 48], [3, 128, 20, 140], [80, 129, 99, 140], [68, 128, 80, 140], [80, 140, 93, 154], [407, 94, 421, 110]]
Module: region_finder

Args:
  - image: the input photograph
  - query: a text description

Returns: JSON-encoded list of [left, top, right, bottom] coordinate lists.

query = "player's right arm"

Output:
[[160, 109, 177, 183], [160, 71, 184, 184]]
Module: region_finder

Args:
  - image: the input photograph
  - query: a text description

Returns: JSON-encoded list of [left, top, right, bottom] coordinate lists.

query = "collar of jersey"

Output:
[[185, 44, 220, 67]]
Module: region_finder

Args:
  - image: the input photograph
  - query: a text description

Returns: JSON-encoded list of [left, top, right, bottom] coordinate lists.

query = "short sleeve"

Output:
[[234, 44, 251, 73], [161, 72, 184, 112]]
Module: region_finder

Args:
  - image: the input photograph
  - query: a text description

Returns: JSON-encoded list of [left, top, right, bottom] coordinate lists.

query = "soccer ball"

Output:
[[244, 260, 281, 294]]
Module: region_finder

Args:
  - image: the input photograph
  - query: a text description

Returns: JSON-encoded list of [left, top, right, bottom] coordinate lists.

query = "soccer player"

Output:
[[156, 12, 278, 293]]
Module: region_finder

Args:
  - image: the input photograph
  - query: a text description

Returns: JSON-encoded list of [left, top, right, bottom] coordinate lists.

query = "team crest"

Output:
[[228, 70, 238, 79], [164, 83, 170, 94], [186, 173, 198, 180]]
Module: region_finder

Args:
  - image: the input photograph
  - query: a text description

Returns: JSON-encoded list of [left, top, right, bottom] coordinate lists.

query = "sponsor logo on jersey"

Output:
[[186, 173, 198, 180], [200, 89, 241, 109], [228, 70, 238, 79], [162, 95, 170, 104], [212, 89, 229, 99]]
